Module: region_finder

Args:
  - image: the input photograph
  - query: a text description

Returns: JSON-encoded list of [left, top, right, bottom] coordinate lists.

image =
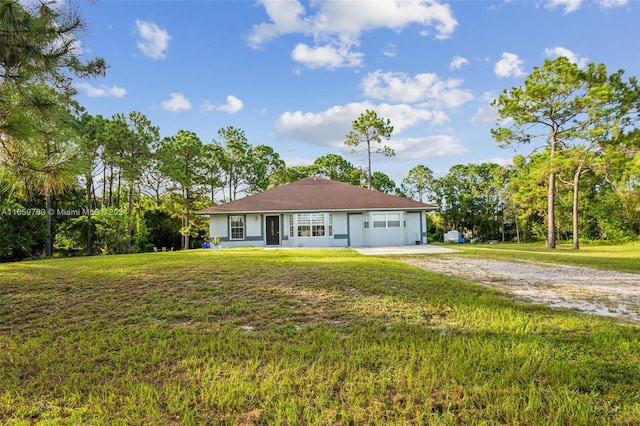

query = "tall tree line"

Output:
[[492, 57, 639, 249]]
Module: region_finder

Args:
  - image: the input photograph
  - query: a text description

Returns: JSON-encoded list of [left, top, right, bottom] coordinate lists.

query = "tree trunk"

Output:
[[184, 187, 190, 250], [116, 171, 121, 208], [45, 193, 52, 257], [108, 164, 114, 208], [367, 139, 372, 190], [86, 175, 93, 255], [127, 185, 133, 254], [547, 133, 557, 249], [547, 171, 556, 248], [102, 166, 107, 208], [572, 163, 583, 250]]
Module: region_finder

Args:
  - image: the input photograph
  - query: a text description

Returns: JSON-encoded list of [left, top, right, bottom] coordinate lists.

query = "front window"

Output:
[[311, 214, 325, 236], [371, 213, 401, 228], [372, 213, 387, 228], [387, 213, 401, 228], [230, 215, 245, 240], [297, 214, 311, 237], [294, 213, 329, 237], [289, 214, 294, 238]]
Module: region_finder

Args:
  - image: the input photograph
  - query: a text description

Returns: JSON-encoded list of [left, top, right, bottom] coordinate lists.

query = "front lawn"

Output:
[[1, 249, 638, 424]]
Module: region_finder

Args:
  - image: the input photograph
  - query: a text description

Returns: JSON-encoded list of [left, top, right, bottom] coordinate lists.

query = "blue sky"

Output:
[[73, 0, 639, 184]]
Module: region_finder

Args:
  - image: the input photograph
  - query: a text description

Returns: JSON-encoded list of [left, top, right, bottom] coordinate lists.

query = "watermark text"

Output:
[[1, 208, 127, 217]]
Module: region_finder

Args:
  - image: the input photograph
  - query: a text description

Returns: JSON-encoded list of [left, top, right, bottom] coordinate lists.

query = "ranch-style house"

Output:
[[198, 176, 438, 248]]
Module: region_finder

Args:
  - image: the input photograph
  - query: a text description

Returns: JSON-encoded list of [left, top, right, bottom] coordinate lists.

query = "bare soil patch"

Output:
[[401, 256, 640, 322]]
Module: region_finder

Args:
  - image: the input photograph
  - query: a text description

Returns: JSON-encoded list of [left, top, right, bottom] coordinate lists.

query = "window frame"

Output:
[[370, 212, 402, 229], [229, 215, 245, 240], [293, 213, 329, 238]]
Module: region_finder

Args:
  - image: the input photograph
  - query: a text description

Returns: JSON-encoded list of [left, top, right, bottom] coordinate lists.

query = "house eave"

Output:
[[197, 206, 438, 216]]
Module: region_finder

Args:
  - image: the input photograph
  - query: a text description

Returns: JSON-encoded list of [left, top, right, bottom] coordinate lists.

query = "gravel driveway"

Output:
[[400, 256, 640, 323]]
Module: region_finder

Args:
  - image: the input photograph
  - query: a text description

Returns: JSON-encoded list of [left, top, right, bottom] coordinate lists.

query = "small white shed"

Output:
[[444, 230, 461, 243]]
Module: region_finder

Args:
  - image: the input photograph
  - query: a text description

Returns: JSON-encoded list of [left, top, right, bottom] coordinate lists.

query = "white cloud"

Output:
[[360, 70, 473, 108], [382, 43, 397, 58], [545, 0, 583, 13], [246, 0, 311, 48], [291, 43, 363, 69], [544, 46, 589, 68], [76, 83, 126, 98], [470, 105, 499, 125], [544, 0, 626, 13], [136, 20, 171, 59], [217, 95, 244, 114], [387, 135, 468, 160], [203, 95, 245, 114], [248, 0, 458, 69], [597, 0, 628, 7], [283, 156, 314, 167], [276, 102, 463, 162], [275, 101, 448, 150], [314, 0, 457, 39], [249, 0, 458, 45], [494, 52, 526, 78], [449, 55, 469, 70], [160, 93, 191, 112]]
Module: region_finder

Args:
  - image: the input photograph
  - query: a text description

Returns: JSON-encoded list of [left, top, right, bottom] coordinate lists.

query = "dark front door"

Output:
[[265, 215, 280, 245]]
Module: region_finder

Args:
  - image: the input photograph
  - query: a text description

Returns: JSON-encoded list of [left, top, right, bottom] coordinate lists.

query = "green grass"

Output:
[[433, 241, 640, 273], [1, 248, 639, 425]]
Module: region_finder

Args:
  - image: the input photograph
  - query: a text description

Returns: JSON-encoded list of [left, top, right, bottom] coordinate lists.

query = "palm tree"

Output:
[[2, 85, 82, 256]]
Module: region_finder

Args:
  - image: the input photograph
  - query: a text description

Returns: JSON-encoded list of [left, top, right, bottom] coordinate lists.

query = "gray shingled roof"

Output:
[[198, 176, 437, 214]]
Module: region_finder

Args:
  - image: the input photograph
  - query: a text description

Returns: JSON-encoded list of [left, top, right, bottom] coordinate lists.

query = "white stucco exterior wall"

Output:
[[208, 210, 428, 248]]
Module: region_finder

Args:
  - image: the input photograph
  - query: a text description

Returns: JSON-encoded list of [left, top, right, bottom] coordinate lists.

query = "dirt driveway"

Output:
[[399, 256, 640, 323]]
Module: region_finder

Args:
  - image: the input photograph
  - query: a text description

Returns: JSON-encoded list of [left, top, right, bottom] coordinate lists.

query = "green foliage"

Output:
[[402, 164, 435, 203], [309, 153, 365, 185], [268, 165, 313, 188], [0, 0, 106, 91], [246, 144, 285, 194], [103, 112, 158, 253], [0, 1, 106, 214], [426, 211, 445, 242], [492, 57, 639, 249], [157, 130, 204, 191], [0, 198, 46, 261], [212, 126, 252, 201], [93, 208, 129, 255], [107, 112, 157, 185], [156, 130, 206, 249], [134, 199, 182, 252], [345, 109, 395, 189], [371, 171, 399, 194], [54, 216, 90, 256], [2, 85, 83, 197], [433, 163, 508, 241]]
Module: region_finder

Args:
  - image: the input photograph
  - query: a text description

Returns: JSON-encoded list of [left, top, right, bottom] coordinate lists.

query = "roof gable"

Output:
[[198, 177, 437, 214]]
